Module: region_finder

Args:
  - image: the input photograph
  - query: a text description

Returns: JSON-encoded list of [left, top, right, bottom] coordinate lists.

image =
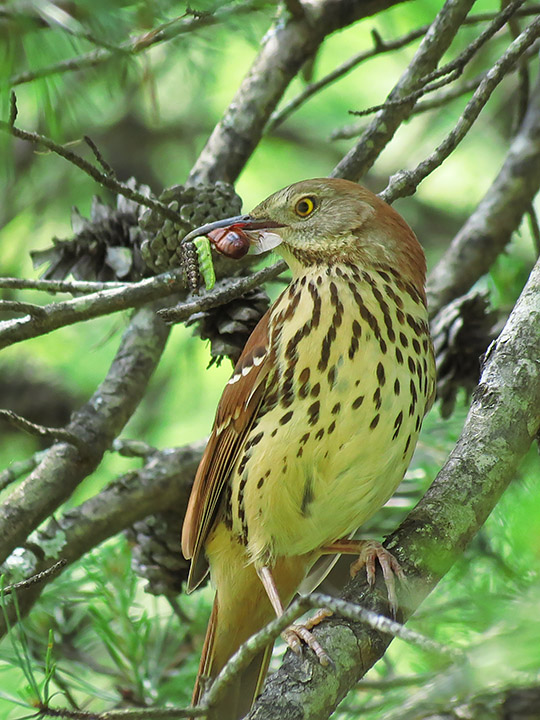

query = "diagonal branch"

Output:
[[246, 257, 540, 717], [426, 68, 540, 317], [0, 303, 170, 568], [188, 0, 411, 185], [380, 15, 540, 205], [331, 0, 476, 181]]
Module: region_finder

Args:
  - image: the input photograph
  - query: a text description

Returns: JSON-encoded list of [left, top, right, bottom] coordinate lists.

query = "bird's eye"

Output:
[[294, 196, 316, 217]]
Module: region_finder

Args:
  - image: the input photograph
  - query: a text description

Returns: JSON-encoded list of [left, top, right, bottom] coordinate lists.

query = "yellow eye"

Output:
[[294, 196, 316, 217]]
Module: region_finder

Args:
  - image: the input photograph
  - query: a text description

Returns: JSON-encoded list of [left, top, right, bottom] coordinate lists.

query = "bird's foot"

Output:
[[282, 611, 332, 666], [350, 540, 407, 617]]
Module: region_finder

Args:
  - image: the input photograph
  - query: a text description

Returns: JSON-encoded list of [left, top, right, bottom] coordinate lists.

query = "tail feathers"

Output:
[[192, 596, 273, 720]]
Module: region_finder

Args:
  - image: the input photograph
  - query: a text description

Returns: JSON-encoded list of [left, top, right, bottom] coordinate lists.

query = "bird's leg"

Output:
[[256, 566, 330, 666], [321, 539, 407, 616]]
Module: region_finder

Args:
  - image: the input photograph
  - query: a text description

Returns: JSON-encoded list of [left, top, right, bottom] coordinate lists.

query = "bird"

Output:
[[181, 178, 436, 720]]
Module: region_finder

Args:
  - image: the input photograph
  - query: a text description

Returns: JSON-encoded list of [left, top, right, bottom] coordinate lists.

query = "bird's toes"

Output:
[[282, 623, 331, 666]]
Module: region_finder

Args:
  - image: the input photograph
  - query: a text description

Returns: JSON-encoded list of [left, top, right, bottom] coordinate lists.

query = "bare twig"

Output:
[[349, 0, 527, 119], [1, 560, 67, 596], [0, 450, 47, 492], [380, 15, 540, 205], [0, 94, 180, 224], [0, 276, 130, 294], [157, 261, 287, 324], [0, 410, 86, 451], [83, 135, 116, 178], [332, 73, 486, 140], [111, 438, 158, 458], [426, 57, 540, 315], [331, 0, 476, 182], [205, 593, 457, 712]]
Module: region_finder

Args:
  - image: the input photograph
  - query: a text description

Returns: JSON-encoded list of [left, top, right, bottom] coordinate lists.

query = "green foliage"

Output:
[[0, 0, 539, 718]]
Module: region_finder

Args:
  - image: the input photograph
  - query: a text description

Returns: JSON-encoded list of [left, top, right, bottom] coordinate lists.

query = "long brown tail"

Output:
[[191, 551, 311, 720], [192, 579, 273, 720]]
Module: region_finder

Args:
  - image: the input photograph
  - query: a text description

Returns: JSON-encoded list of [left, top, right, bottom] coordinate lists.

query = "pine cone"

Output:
[[31, 179, 151, 282], [139, 182, 242, 273], [126, 511, 188, 596], [188, 286, 271, 366], [432, 290, 501, 418]]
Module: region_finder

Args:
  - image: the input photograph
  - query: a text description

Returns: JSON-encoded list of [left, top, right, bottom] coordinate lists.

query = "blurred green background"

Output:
[[0, 0, 538, 717]]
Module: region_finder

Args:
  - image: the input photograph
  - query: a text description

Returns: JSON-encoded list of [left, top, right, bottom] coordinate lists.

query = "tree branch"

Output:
[[246, 257, 540, 718], [0, 442, 203, 637], [331, 0, 476, 181], [380, 15, 540, 205], [426, 68, 540, 317], [188, 0, 411, 184], [0, 270, 184, 351], [0, 304, 170, 568]]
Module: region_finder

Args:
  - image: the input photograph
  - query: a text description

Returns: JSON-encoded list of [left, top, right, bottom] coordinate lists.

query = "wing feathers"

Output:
[[182, 310, 273, 591]]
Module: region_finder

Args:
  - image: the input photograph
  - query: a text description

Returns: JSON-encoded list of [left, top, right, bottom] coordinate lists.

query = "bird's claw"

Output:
[[282, 613, 332, 666], [350, 540, 407, 616]]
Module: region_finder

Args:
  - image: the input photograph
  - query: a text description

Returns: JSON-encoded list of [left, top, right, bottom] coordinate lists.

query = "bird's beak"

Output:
[[182, 215, 285, 255]]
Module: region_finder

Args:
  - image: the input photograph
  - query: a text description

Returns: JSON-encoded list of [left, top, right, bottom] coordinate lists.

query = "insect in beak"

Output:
[[183, 215, 285, 259]]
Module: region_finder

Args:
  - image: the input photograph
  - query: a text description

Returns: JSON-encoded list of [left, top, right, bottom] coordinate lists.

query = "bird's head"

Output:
[[184, 178, 426, 289]]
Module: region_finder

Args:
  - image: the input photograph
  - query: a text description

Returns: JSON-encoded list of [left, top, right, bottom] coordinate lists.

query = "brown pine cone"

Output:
[[432, 290, 502, 418], [187, 286, 271, 366], [31, 178, 150, 282], [125, 511, 188, 596]]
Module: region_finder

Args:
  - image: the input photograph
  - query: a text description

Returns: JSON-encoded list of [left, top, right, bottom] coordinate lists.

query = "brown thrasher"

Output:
[[181, 178, 436, 719]]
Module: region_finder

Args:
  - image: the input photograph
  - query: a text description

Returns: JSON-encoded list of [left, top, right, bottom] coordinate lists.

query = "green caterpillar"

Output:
[[193, 236, 216, 290]]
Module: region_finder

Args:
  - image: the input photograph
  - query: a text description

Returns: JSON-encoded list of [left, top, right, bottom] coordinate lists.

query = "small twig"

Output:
[[205, 591, 457, 711], [1, 93, 180, 224], [332, 73, 486, 141], [0, 450, 48, 492], [0, 276, 130, 294], [0, 300, 47, 317], [381, 15, 540, 204], [349, 0, 528, 119], [83, 136, 116, 178], [157, 261, 287, 324], [0, 410, 86, 451], [8, 89, 17, 126], [1, 560, 67, 596]]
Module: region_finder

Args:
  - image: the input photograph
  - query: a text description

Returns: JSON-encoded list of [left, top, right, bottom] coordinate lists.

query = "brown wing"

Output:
[[182, 309, 273, 591]]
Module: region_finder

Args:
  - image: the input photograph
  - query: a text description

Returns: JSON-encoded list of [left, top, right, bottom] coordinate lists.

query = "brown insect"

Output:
[[207, 225, 251, 259]]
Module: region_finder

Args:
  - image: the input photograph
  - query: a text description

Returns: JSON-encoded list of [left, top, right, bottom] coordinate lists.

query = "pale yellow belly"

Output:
[[227, 266, 433, 565]]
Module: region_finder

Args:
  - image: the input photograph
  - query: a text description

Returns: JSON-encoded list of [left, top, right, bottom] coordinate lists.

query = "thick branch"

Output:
[[427, 69, 540, 317], [0, 270, 184, 350], [247, 259, 540, 717], [0, 443, 203, 637], [331, 0, 476, 181], [188, 0, 410, 184], [0, 304, 169, 567]]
